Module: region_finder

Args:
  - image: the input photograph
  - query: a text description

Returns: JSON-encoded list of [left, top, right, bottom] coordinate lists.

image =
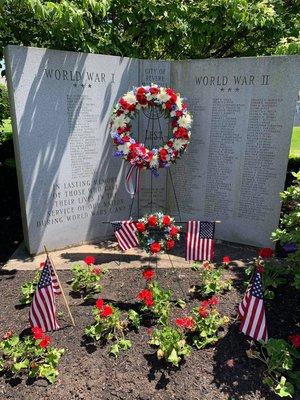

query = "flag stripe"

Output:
[[113, 221, 138, 251]]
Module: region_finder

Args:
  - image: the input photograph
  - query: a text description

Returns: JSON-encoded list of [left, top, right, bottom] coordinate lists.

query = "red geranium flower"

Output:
[[145, 296, 154, 307], [101, 305, 113, 318], [258, 248, 274, 259], [138, 289, 152, 300], [162, 215, 171, 226], [150, 242, 161, 253], [198, 307, 209, 318], [95, 298, 104, 309], [222, 256, 231, 264], [84, 255, 96, 265], [184, 317, 194, 330], [289, 334, 300, 348], [39, 336, 51, 348], [209, 296, 219, 306], [31, 326, 44, 340], [170, 226, 179, 236], [142, 268, 155, 281], [136, 222, 146, 232], [176, 318, 185, 327], [92, 267, 102, 276], [201, 300, 210, 309], [166, 239, 175, 250], [148, 215, 157, 227]]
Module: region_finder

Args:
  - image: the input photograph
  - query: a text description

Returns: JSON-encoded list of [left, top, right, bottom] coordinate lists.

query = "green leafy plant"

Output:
[[272, 171, 300, 291], [149, 325, 191, 367], [244, 260, 289, 300], [0, 328, 64, 384], [137, 280, 172, 325], [71, 256, 106, 300], [191, 297, 229, 349], [248, 338, 300, 398], [193, 261, 232, 296], [84, 298, 131, 357], [19, 270, 41, 305]]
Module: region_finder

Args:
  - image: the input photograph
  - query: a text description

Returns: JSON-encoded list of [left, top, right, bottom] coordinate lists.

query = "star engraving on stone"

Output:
[[228, 87, 232, 92], [81, 83, 85, 88], [73, 83, 77, 87], [235, 87, 239, 92], [88, 84, 92, 88], [220, 87, 225, 92]]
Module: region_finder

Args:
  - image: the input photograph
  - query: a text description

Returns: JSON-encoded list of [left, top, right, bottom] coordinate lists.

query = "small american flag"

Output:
[[112, 221, 139, 251], [185, 221, 215, 261], [46, 256, 61, 295], [238, 269, 268, 341], [29, 260, 60, 332]]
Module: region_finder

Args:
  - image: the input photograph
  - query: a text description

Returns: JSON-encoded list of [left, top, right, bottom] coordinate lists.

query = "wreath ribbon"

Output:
[[125, 164, 141, 198]]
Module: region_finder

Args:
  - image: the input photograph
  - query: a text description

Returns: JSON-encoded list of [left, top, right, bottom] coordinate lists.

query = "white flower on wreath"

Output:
[[176, 97, 183, 109], [173, 139, 187, 150], [112, 114, 130, 129], [118, 142, 131, 155], [123, 91, 137, 105], [177, 114, 192, 128], [157, 89, 170, 103], [150, 155, 159, 168]]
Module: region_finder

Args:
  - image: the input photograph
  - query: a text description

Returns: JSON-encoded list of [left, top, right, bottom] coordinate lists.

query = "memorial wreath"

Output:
[[135, 212, 181, 254], [110, 84, 192, 173]]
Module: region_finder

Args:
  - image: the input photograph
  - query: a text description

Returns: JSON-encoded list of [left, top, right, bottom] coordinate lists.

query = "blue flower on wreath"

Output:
[[147, 238, 155, 245], [113, 150, 123, 157]]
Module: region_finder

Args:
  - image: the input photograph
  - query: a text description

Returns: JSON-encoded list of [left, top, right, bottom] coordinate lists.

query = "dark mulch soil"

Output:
[[1, 266, 300, 400]]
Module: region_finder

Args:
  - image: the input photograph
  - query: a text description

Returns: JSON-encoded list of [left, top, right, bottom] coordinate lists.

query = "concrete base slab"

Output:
[[2, 240, 258, 271]]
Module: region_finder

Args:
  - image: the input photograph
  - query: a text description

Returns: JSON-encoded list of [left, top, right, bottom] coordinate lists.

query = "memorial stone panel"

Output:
[[170, 57, 300, 247], [5, 45, 139, 254]]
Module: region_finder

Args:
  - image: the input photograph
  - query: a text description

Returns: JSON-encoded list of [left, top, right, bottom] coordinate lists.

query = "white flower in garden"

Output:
[[118, 142, 131, 155], [123, 92, 137, 105], [178, 114, 192, 128], [157, 89, 170, 103], [112, 114, 130, 129]]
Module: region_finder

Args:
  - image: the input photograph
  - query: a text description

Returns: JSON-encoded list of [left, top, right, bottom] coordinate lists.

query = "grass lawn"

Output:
[[290, 126, 300, 156]]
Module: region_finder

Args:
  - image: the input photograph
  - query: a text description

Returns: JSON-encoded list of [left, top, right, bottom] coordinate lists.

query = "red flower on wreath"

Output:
[[142, 268, 155, 281], [159, 148, 168, 161], [162, 215, 171, 226], [136, 222, 146, 232], [170, 226, 179, 236], [84, 255, 95, 265], [101, 305, 113, 318], [39, 336, 51, 348], [174, 127, 189, 140], [119, 98, 135, 112], [289, 334, 300, 348], [258, 248, 274, 258], [150, 86, 160, 95], [150, 242, 161, 253], [32, 326, 44, 340], [148, 215, 158, 227], [222, 256, 231, 264], [166, 239, 175, 250], [136, 87, 148, 105]]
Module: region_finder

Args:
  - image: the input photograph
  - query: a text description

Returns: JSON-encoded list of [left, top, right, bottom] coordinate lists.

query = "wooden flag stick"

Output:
[[44, 246, 75, 327]]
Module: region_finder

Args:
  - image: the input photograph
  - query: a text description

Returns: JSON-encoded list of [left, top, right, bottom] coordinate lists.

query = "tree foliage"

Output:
[[0, 0, 299, 61]]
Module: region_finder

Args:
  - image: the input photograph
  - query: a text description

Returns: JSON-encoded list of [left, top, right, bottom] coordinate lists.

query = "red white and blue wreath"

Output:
[[110, 84, 192, 194], [135, 212, 181, 255]]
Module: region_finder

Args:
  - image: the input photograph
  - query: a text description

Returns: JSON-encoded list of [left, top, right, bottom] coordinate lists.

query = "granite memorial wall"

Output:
[[5, 45, 300, 253]]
